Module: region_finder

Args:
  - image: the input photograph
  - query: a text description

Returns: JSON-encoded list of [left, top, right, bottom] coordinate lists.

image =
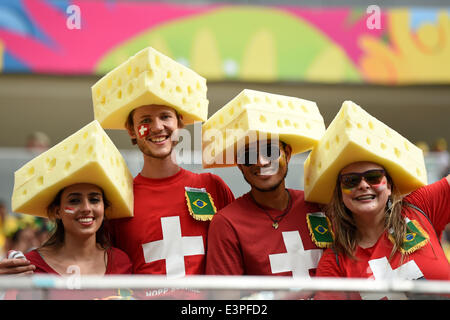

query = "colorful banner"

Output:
[[1, 0, 449, 84]]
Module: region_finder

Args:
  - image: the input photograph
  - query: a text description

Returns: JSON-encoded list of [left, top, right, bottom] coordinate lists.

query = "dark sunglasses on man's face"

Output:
[[237, 143, 282, 167], [339, 169, 386, 189]]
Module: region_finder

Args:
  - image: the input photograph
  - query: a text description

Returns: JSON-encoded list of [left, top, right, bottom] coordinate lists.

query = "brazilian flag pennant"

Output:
[[306, 212, 334, 248], [184, 187, 217, 221], [389, 218, 429, 254]]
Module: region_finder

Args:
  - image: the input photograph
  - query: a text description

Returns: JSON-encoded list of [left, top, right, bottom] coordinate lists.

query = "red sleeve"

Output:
[[24, 249, 57, 274], [107, 247, 133, 274], [105, 219, 118, 247], [313, 248, 349, 300], [315, 248, 344, 278], [206, 214, 243, 275], [207, 173, 235, 210], [403, 177, 450, 236]]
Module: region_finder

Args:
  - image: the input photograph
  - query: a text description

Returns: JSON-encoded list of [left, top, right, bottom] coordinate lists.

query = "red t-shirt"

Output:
[[206, 189, 324, 277], [24, 247, 132, 275], [108, 168, 235, 277], [4, 247, 133, 300], [315, 178, 450, 300]]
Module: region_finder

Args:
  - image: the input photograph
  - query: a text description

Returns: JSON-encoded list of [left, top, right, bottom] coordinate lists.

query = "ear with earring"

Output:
[[386, 196, 393, 213]]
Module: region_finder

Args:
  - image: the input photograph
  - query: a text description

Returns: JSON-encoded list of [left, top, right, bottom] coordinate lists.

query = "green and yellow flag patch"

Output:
[[184, 187, 217, 221], [389, 218, 429, 254], [306, 212, 334, 248]]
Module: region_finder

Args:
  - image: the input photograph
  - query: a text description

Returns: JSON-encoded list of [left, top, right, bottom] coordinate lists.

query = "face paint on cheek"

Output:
[[371, 180, 387, 192], [64, 207, 76, 214], [137, 124, 150, 139], [341, 187, 353, 195]]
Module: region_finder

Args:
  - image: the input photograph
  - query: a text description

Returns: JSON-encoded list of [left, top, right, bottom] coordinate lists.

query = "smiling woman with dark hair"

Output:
[[24, 183, 132, 276], [1, 183, 134, 299]]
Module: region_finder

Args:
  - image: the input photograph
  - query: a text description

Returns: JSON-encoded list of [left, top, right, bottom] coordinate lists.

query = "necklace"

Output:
[[249, 189, 292, 229]]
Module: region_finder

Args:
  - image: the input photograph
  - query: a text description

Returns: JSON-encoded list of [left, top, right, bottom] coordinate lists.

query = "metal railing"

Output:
[[1, 275, 449, 300]]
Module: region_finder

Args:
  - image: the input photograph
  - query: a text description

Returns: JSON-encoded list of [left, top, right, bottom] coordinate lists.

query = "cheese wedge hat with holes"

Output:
[[304, 100, 428, 205], [11, 120, 134, 219], [92, 47, 208, 129], [202, 89, 326, 168]]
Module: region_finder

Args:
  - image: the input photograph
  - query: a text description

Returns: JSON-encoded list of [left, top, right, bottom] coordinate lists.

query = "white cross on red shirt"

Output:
[[142, 216, 205, 278], [361, 256, 424, 300], [269, 231, 322, 278]]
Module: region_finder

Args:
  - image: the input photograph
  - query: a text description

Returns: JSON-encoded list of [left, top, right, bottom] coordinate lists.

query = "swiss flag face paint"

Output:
[[138, 124, 150, 139], [64, 207, 76, 214], [371, 179, 387, 192]]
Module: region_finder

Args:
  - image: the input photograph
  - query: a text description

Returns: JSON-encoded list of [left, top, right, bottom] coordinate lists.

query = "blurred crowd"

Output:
[[0, 131, 53, 258], [0, 200, 53, 259], [416, 137, 450, 180]]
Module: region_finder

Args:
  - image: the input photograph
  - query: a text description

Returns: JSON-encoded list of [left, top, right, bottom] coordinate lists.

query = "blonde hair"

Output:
[[327, 172, 407, 261]]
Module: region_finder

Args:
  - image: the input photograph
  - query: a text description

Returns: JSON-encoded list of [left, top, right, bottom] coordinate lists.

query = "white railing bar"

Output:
[[0, 275, 449, 294]]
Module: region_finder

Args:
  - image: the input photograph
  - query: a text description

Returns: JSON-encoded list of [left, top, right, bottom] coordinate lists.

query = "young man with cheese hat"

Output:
[[91, 47, 234, 280], [304, 101, 450, 300], [203, 89, 331, 284], [0, 48, 234, 288]]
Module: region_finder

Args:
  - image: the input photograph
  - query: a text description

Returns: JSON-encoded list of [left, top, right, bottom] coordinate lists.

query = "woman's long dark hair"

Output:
[[42, 187, 112, 251]]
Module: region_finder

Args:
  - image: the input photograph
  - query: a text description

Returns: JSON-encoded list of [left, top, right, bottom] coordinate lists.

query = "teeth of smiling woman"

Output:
[[78, 217, 94, 223], [355, 195, 376, 200]]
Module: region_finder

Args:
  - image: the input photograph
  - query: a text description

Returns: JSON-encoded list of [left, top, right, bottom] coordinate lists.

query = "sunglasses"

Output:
[[339, 169, 386, 189], [237, 143, 282, 167]]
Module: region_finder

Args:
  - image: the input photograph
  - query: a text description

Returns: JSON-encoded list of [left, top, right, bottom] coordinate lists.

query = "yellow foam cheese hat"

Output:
[[11, 120, 134, 219], [304, 101, 427, 204], [92, 47, 208, 129], [202, 89, 326, 168]]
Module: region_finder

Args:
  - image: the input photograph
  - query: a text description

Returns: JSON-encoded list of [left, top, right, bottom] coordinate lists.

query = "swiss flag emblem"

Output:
[[138, 124, 150, 138]]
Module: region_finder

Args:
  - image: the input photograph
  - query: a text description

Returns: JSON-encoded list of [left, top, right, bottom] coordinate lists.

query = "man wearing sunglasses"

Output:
[[206, 137, 326, 283]]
